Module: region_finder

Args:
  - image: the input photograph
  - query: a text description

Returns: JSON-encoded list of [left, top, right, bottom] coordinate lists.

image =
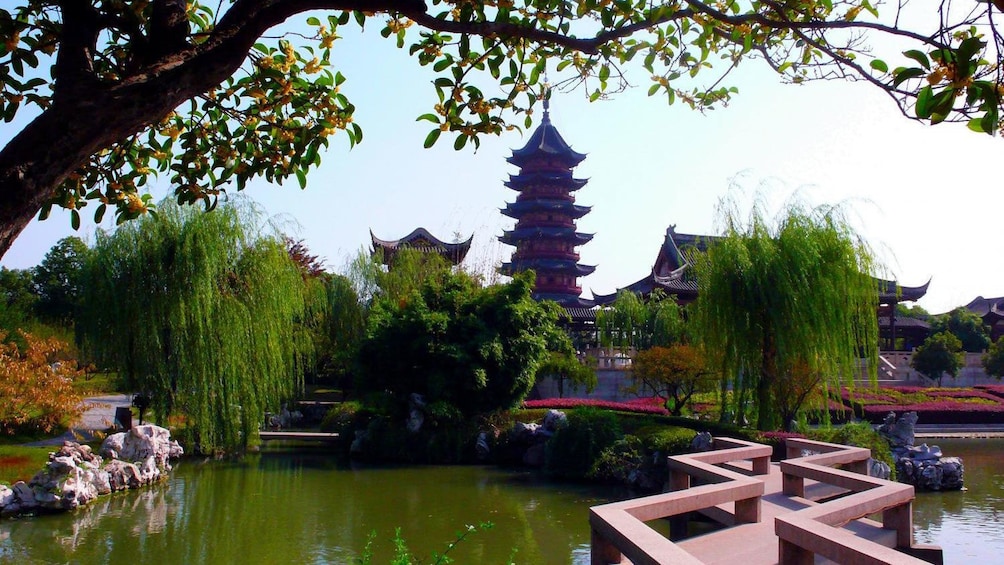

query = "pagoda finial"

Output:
[[542, 76, 551, 124]]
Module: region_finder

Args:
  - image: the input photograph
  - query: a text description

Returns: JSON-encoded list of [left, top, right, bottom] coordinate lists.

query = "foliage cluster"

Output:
[[534, 350, 597, 398], [544, 407, 622, 480], [0, 331, 83, 436], [78, 201, 309, 453], [693, 203, 879, 430], [911, 332, 964, 386], [930, 308, 991, 353], [982, 338, 1004, 379], [596, 290, 684, 352], [358, 269, 566, 420], [806, 422, 895, 477], [628, 344, 717, 416], [2, 0, 1002, 262]]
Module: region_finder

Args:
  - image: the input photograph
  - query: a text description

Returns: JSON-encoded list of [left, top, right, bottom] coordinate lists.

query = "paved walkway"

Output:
[[24, 394, 132, 447]]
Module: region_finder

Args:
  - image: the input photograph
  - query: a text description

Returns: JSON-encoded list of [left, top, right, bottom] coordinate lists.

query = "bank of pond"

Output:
[[1, 438, 1002, 564]]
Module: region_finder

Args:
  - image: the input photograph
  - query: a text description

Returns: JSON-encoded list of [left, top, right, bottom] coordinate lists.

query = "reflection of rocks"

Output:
[[1, 425, 183, 518], [877, 411, 964, 491], [507, 410, 566, 467]]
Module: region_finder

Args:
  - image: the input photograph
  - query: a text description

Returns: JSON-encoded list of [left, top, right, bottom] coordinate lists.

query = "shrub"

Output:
[[634, 425, 697, 455], [590, 435, 646, 484], [0, 331, 83, 436], [544, 407, 622, 480], [320, 401, 363, 433], [807, 422, 894, 477]]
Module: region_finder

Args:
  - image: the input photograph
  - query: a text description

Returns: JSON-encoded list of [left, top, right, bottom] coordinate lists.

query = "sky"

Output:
[[1, 15, 1002, 315]]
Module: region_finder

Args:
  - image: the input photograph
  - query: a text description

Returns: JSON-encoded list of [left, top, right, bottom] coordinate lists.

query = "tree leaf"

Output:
[[903, 50, 930, 70], [424, 128, 441, 148], [869, 59, 888, 73]]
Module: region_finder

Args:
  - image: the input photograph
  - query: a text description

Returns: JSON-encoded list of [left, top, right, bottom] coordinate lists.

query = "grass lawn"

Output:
[[0, 445, 52, 485], [72, 372, 122, 396]]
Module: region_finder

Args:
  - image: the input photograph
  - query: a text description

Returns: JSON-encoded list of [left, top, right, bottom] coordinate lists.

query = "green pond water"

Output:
[[0, 439, 1000, 564]]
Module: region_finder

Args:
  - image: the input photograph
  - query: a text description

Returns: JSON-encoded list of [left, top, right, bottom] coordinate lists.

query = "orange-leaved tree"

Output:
[[0, 330, 82, 435], [628, 344, 717, 417]]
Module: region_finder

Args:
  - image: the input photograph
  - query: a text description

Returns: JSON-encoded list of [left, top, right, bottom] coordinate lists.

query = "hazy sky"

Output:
[[2, 19, 1001, 315]]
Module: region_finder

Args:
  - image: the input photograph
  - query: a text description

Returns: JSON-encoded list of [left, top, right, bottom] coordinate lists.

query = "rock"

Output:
[[869, 458, 892, 480], [690, 431, 713, 452], [523, 443, 546, 467], [406, 393, 425, 433], [475, 431, 490, 461], [101, 424, 183, 470], [877, 411, 917, 451], [11, 481, 36, 510], [104, 460, 143, 491], [542, 410, 567, 433]]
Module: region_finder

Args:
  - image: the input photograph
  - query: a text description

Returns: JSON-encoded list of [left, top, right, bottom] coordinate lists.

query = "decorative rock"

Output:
[[542, 410, 567, 433], [878, 412, 964, 491], [2, 425, 182, 519], [406, 393, 426, 433], [475, 431, 490, 461], [869, 458, 892, 480], [690, 432, 713, 452], [877, 411, 917, 451]]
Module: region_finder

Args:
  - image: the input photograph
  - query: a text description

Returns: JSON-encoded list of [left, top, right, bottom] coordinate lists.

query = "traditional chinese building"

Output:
[[499, 100, 595, 308], [961, 295, 1004, 342], [594, 225, 931, 351], [370, 227, 472, 266]]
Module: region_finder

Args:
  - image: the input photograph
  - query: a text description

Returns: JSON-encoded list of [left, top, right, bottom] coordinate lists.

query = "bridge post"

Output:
[[735, 496, 760, 523], [883, 501, 914, 548], [590, 529, 622, 565], [782, 472, 804, 497], [779, 539, 814, 565]]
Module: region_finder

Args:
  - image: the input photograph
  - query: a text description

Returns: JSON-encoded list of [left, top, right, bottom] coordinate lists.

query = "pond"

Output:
[[0, 447, 629, 564], [0, 439, 1000, 564], [911, 438, 1004, 564]]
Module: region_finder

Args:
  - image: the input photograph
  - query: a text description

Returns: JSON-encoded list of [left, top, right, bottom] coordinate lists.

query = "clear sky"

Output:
[[2, 19, 1001, 315]]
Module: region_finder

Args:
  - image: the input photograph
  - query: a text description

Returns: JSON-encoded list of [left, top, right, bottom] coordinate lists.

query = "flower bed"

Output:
[[976, 385, 1004, 400], [523, 397, 669, 415], [840, 386, 1004, 424]]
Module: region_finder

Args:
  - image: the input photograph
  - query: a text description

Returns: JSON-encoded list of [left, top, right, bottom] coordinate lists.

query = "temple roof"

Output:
[[505, 171, 588, 191], [501, 200, 592, 220], [501, 259, 596, 277], [962, 296, 1004, 322], [533, 293, 595, 308], [370, 227, 473, 266], [499, 226, 594, 245], [594, 224, 930, 306], [507, 109, 586, 168]]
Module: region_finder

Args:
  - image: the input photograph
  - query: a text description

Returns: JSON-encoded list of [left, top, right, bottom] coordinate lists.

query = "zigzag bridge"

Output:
[[590, 438, 943, 564]]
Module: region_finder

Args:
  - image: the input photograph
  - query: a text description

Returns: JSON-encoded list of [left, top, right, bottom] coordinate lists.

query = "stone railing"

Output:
[[589, 437, 771, 564], [776, 438, 942, 564]]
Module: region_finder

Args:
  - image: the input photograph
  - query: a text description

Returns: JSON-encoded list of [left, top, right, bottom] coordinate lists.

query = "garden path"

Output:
[[24, 394, 132, 447]]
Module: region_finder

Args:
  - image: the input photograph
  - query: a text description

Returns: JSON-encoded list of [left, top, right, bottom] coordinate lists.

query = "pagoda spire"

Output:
[[499, 98, 595, 307]]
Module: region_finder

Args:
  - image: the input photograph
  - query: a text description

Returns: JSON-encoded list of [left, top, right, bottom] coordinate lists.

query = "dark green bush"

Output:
[[590, 435, 645, 484], [807, 422, 895, 479], [544, 407, 622, 480], [635, 425, 697, 455], [320, 401, 363, 433]]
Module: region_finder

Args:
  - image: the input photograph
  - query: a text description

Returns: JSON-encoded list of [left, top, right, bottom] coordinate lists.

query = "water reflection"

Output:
[[911, 438, 1004, 565], [0, 448, 625, 564], [3, 439, 997, 564]]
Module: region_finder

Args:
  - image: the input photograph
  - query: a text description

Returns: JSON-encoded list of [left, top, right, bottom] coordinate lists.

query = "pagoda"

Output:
[[499, 100, 595, 307]]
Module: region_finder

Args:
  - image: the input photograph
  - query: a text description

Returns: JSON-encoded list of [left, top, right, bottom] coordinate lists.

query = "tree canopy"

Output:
[[78, 199, 309, 452], [911, 331, 963, 386], [31, 235, 88, 324], [2, 1, 1003, 257], [357, 270, 566, 418], [692, 202, 879, 430], [596, 289, 684, 352], [931, 306, 991, 353], [983, 336, 1004, 379]]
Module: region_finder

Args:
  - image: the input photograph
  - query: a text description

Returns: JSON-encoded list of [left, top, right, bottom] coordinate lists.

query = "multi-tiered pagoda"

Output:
[[499, 101, 595, 307]]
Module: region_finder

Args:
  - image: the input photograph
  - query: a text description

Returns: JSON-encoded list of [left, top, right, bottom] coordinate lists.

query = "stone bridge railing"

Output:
[[589, 437, 770, 565]]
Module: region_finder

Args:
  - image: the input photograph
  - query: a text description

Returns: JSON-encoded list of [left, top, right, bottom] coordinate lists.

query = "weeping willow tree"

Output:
[[78, 200, 308, 452], [692, 203, 879, 431], [597, 289, 684, 353]]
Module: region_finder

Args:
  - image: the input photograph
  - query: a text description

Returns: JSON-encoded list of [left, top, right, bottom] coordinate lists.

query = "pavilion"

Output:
[[370, 227, 472, 266]]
